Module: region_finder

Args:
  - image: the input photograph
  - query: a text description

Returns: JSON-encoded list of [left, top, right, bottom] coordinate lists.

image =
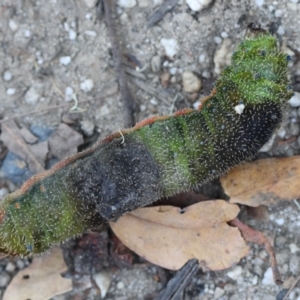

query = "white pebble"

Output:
[[85, 13, 92, 19], [0, 188, 9, 197], [8, 19, 18, 32], [214, 287, 224, 298], [63, 22, 70, 31], [221, 32, 228, 38], [289, 243, 300, 254], [80, 120, 95, 137], [255, 0, 264, 6], [117, 0, 137, 8], [214, 36, 222, 44], [65, 87, 74, 102], [84, 30, 97, 37], [6, 262, 16, 272], [262, 267, 274, 285], [6, 88, 16, 95], [290, 0, 298, 3], [24, 29, 31, 37], [150, 98, 158, 105], [59, 56, 71, 65], [227, 266, 243, 280], [69, 29, 77, 40], [198, 53, 206, 63], [185, 0, 212, 12], [25, 87, 40, 105], [277, 25, 285, 35], [275, 218, 284, 225], [3, 70, 13, 81], [93, 272, 112, 299], [289, 92, 300, 107], [80, 79, 94, 93], [160, 38, 179, 58], [140, 104, 146, 112], [275, 9, 283, 17], [117, 281, 125, 289]]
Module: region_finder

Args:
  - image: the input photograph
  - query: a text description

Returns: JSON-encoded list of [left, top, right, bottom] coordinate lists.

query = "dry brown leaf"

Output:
[[3, 247, 72, 300], [0, 120, 45, 173], [220, 156, 300, 207], [110, 200, 249, 271]]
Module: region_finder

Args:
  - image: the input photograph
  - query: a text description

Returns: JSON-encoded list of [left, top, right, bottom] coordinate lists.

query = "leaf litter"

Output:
[[110, 200, 250, 271], [3, 247, 72, 300]]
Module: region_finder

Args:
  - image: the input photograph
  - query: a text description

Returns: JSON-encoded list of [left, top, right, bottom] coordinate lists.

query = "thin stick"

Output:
[[99, 0, 136, 127], [0, 91, 118, 124], [229, 218, 283, 285], [282, 274, 300, 300]]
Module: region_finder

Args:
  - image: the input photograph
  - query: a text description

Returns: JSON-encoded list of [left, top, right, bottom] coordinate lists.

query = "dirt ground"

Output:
[[1, 0, 300, 299]]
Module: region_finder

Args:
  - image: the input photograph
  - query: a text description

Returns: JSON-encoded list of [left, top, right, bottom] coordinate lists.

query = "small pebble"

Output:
[[214, 287, 224, 299], [275, 218, 285, 226], [65, 87, 74, 102], [84, 30, 97, 37], [8, 19, 18, 32], [3, 70, 13, 81], [80, 120, 95, 137], [277, 25, 285, 35], [214, 36, 222, 44], [160, 38, 179, 58], [262, 267, 273, 285], [24, 29, 31, 37], [151, 55, 161, 72], [82, 0, 98, 7], [69, 29, 77, 40], [227, 266, 243, 280], [150, 98, 158, 105], [59, 56, 71, 66], [117, 0, 137, 8], [80, 79, 94, 93], [255, 0, 264, 6], [221, 31, 228, 38], [289, 243, 300, 254], [182, 71, 202, 93], [275, 9, 283, 17], [6, 88, 16, 95], [16, 259, 25, 269], [275, 236, 287, 246], [5, 262, 16, 273], [290, 122, 300, 136], [0, 272, 10, 287], [289, 92, 300, 107], [185, 0, 213, 12], [289, 255, 300, 274], [0, 188, 9, 197], [214, 38, 232, 75], [198, 53, 207, 63], [93, 272, 112, 299], [140, 104, 146, 112], [25, 87, 40, 105], [117, 281, 125, 289]]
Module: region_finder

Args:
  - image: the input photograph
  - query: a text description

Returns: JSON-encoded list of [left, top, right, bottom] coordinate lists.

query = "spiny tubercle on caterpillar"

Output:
[[0, 26, 293, 256]]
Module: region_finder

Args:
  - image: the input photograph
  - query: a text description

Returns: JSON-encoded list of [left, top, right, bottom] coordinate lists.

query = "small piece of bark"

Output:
[[147, 0, 179, 28], [48, 123, 84, 160], [154, 259, 199, 300], [0, 120, 45, 173]]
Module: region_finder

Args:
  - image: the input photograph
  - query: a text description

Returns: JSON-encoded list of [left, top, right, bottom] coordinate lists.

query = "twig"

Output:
[[293, 199, 300, 211], [229, 218, 283, 285], [0, 91, 118, 124], [99, 0, 136, 127], [282, 274, 300, 300], [154, 259, 199, 300], [147, 0, 179, 28]]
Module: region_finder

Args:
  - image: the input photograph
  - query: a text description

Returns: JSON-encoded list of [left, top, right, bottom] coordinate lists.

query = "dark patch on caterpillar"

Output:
[[70, 136, 161, 221]]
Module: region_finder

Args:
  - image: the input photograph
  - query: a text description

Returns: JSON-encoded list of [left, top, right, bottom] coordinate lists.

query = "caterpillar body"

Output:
[[0, 25, 293, 256]]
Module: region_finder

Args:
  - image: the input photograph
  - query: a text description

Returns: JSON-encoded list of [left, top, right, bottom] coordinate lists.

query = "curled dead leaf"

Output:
[[110, 200, 249, 271], [3, 247, 72, 300], [220, 156, 300, 207]]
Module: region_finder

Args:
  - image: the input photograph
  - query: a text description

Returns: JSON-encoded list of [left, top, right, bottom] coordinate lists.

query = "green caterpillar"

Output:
[[0, 24, 293, 256]]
